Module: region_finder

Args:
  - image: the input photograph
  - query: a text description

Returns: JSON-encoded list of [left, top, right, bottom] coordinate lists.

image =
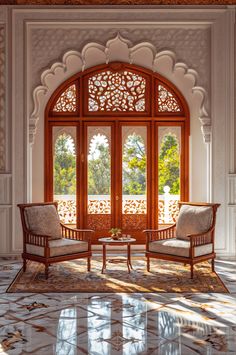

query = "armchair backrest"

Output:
[[18, 202, 62, 240], [176, 202, 220, 241]]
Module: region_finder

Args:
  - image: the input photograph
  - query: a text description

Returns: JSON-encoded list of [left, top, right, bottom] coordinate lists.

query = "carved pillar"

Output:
[[0, 26, 5, 172]]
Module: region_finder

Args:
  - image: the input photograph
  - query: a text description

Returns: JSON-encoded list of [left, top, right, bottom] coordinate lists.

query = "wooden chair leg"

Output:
[[23, 259, 27, 272], [190, 264, 194, 279], [147, 256, 150, 272], [87, 257, 91, 271], [45, 264, 49, 280], [211, 259, 215, 272]]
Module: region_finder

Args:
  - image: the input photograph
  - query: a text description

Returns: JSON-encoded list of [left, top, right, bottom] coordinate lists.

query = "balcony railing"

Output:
[[55, 188, 179, 225]]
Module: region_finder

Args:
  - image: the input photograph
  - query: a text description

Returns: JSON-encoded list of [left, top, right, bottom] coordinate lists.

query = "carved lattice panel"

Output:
[[158, 84, 181, 113], [88, 199, 111, 214], [158, 199, 179, 224], [123, 199, 146, 214], [88, 70, 146, 113], [87, 214, 112, 230], [122, 214, 147, 230], [56, 198, 77, 225], [53, 84, 77, 113]]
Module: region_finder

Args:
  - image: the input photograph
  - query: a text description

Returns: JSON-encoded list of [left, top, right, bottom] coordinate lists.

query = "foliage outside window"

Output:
[[54, 134, 76, 195], [158, 134, 180, 195], [54, 133, 180, 198], [123, 134, 146, 195], [88, 134, 111, 195]]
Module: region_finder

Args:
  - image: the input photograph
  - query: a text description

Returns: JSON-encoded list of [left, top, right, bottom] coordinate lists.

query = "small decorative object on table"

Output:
[[109, 227, 122, 240]]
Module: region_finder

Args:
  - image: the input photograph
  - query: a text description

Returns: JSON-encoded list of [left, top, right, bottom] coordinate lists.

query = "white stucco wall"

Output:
[[0, 5, 235, 256]]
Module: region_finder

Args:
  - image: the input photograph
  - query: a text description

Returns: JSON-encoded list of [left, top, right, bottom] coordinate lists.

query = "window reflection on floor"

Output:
[[54, 295, 231, 354], [56, 308, 77, 355], [122, 295, 147, 354], [157, 310, 228, 355], [87, 299, 111, 354]]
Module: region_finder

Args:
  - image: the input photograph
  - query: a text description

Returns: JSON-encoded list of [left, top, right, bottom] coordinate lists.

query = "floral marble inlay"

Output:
[[0, 259, 236, 354], [1, 329, 27, 351], [97, 329, 141, 351], [19, 301, 49, 312]]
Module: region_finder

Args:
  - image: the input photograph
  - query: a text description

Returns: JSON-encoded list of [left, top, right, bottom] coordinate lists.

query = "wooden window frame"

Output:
[[45, 62, 190, 240]]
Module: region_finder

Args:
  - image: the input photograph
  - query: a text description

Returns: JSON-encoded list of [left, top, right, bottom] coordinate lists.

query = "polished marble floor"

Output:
[[0, 258, 236, 354]]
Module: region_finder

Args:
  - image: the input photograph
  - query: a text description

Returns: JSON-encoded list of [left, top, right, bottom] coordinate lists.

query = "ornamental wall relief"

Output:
[[30, 31, 211, 144], [0, 26, 5, 172], [31, 27, 210, 92]]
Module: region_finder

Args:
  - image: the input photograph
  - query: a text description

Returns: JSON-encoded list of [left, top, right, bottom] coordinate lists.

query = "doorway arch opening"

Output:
[[45, 62, 189, 243]]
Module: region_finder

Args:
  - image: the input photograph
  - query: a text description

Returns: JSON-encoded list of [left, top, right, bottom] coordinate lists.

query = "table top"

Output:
[[99, 237, 136, 243]]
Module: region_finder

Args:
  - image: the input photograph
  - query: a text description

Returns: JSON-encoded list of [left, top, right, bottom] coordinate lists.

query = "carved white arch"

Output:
[[87, 126, 111, 150], [30, 33, 211, 145], [122, 126, 147, 148], [158, 127, 181, 153], [52, 127, 77, 150]]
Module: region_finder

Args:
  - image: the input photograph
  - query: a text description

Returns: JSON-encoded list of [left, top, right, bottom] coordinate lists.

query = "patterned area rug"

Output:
[[7, 257, 228, 293]]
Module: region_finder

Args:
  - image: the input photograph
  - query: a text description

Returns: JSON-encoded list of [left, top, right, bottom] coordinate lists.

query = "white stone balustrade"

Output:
[[55, 192, 180, 225]]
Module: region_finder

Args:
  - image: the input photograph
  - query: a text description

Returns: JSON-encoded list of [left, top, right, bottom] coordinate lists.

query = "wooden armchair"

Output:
[[18, 202, 94, 279], [144, 202, 220, 278]]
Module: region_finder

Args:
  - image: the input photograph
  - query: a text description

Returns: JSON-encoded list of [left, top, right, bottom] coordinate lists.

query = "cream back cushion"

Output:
[[176, 205, 213, 241], [24, 205, 62, 239]]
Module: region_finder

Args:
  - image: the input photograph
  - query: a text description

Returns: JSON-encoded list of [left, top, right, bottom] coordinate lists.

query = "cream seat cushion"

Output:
[[176, 205, 213, 241], [149, 238, 213, 258], [26, 238, 88, 257], [24, 205, 62, 240]]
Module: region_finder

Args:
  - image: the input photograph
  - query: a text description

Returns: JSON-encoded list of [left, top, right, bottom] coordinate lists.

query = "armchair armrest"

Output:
[[143, 224, 176, 242], [61, 223, 94, 243], [187, 225, 215, 247], [24, 230, 51, 247]]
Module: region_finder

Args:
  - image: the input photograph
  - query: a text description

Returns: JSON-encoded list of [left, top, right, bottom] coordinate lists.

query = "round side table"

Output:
[[98, 237, 136, 273]]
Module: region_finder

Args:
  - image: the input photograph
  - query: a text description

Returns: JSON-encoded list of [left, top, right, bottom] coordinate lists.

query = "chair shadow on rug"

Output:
[[144, 202, 220, 279], [18, 202, 94, 279]]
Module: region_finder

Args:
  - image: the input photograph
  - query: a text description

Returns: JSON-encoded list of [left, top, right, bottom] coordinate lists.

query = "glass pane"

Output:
[[158, 126, 181, 224], [53, 84, 77, 113], [87, 126, 111, 214], [53, 127, 77, 225], [88, 70, 146, 112], [122, 126, 147, 215]]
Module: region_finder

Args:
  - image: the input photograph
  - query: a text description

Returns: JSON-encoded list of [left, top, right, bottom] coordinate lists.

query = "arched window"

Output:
[[45, 62, 189, 243]]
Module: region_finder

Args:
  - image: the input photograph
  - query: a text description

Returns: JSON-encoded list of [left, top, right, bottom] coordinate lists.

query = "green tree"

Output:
[[123, 134, 146, 195], [88, 140, 111, 195], [54, 132, 180, 197], [54, 134, 76, 195], [158, 134, 180, 195]]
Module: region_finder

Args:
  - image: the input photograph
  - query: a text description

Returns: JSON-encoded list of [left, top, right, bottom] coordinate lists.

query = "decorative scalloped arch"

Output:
[[30, 33, 210, 144]]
